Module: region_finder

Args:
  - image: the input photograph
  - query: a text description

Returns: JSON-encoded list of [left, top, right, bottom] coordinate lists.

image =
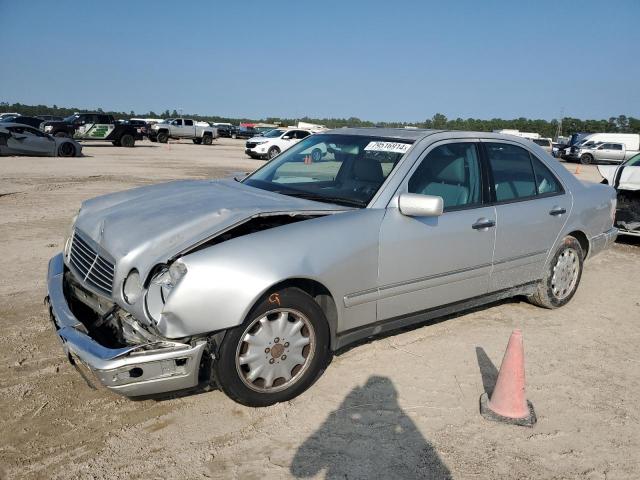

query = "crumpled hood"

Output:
[[75, 179, 345, 278]]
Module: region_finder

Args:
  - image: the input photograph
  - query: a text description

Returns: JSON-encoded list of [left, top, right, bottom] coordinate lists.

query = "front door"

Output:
[[377, 140, 496, 321], [483, 141, 571, 290]]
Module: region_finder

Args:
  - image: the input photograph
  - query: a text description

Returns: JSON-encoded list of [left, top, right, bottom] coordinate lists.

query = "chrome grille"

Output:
[[68, 231, 114, 297]]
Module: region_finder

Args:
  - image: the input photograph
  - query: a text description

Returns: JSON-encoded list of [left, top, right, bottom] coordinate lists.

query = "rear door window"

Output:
[[485, 143, 537, 202], [184, 119, 194, 126]]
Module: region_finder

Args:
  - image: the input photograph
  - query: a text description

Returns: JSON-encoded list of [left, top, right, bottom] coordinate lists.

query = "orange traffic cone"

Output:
[[574, 164, 581, 175], [480, 330, 536, 426]]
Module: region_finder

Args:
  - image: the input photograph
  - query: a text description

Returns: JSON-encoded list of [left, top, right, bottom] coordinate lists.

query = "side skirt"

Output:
[[334, 282, 538, 350]]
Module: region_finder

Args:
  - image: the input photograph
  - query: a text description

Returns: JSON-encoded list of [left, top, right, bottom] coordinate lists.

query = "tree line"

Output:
[[2, 101, 639, 139]]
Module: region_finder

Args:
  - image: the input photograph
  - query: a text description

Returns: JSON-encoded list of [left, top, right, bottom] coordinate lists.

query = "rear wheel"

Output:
[[157, 132, 169, 143], [580, 154, 593, 165], [57, 142, 76, 157], [527, 236, 583, 309], [202, 135, 213, 145], [120, 134, 135, 148], [213, 288, 330, 407]]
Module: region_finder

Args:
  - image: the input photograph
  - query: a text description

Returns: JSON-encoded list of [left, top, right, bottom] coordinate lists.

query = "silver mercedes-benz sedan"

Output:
[[46, 128, 617, 406]]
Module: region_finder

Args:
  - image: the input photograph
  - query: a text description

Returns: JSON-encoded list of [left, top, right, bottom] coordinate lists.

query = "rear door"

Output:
[[483, 141, 570, 290], [184, 119, 195, 137], [597, 143, 625, 163]]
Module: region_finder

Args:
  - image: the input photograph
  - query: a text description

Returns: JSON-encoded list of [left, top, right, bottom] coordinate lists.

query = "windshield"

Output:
[[262, 129, 285, 138], [243, 134, 412, 207], [63, 115, 79, 123], [625, 153, 640, 167], [160, 118, 173, 124]]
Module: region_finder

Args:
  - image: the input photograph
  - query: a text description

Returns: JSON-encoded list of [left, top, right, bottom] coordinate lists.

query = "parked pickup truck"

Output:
[[574, 142, 640, 165], [148, 118, 217, 144], [42, 113, 139, 147]]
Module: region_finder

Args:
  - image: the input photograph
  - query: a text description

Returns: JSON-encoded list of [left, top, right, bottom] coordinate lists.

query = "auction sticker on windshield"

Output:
[[364, 141, 412, 153]]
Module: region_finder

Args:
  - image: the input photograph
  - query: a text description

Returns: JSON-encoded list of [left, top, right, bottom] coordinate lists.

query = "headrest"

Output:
[[429, 156, 465, 184], [353, 158, 384, 183]]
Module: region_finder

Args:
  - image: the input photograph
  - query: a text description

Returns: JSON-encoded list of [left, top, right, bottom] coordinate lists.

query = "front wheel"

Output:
[[527, 236, 583, 309], [580, 154, 593, 165], [202, 135, 212, 145], [157, 132, 169, 143], [267, 146, 280, 160], [213, 288, 330, 407]]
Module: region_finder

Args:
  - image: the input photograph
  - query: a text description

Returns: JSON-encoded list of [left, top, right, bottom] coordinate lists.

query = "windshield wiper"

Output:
[[281, 191, 366, 208]]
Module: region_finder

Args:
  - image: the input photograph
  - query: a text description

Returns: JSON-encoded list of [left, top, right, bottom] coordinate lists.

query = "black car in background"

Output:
[[215, 124, 239, 138], [2, 115, 46, 129]]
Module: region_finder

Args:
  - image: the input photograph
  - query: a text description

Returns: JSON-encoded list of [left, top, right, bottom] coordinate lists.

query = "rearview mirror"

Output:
[[398, 193, 443, 217]]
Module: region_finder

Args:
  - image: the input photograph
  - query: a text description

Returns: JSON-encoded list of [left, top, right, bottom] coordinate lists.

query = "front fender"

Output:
[[157, 209, 384, 338]]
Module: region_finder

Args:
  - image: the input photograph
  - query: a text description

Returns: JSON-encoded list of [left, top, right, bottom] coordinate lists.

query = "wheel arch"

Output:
[[567, 229, 590, 258], [252, 277, 339, 349]]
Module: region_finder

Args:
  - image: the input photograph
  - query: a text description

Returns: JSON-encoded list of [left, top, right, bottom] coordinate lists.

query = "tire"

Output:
[[202, 135, 213, 145], [57, 142, 76, 157], [267, 146, 280, 160], [193, 138, 202, 144], [527, 236, 584, 309], [580, 154, 593, 165], [149, 137, 157, 143], [120, 134, 135, 148], [213, 287, 330, 407], [157, 132, 169, 143]]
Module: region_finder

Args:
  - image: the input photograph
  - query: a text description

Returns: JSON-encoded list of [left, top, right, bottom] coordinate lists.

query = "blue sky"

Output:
[[1, 0, 638, 121]]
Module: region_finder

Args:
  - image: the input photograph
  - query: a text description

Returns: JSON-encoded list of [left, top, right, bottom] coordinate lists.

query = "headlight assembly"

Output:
[[145, 261, 187, 323], [123, 270, 143, 304]]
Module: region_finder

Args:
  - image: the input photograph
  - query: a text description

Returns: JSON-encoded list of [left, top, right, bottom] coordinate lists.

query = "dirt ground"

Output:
[[0, 139, 638, 480]]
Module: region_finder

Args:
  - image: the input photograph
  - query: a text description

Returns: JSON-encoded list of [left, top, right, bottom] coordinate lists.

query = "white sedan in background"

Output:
[[0, 123, 82, 157], [245, 128, 313, 159]]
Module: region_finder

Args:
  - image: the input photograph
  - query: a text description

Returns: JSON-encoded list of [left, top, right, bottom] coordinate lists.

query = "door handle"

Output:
[[549, 207, 566, 216], [472, 218, 496, 230]]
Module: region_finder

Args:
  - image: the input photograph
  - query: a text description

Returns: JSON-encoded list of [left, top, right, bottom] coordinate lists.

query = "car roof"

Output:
[[324, 127, 442, 141]]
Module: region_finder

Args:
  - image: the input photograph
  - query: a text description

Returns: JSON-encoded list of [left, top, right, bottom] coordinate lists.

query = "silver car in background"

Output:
[[46, 128, 617, 406], [0, 122, 82, 157]]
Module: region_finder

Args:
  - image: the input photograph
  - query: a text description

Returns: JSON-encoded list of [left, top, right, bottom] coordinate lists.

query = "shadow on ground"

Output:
[[290, 376, 451, 479], [475, 346, 499, 397]]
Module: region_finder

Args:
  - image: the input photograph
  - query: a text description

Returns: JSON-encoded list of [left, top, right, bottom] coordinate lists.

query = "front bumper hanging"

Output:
[[46, 253, 207, 397]]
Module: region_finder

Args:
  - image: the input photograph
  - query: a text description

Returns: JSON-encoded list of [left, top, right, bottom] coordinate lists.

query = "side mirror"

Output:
[[282, 136, 291, 140], [398, 193, 443, 217]]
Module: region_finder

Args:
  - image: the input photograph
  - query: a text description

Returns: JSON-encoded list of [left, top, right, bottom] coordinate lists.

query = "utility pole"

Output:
[[555, 107, 564, 140]]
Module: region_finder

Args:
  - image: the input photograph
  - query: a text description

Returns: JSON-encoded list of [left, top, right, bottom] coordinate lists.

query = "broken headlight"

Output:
[[145, 261, 187, 323]]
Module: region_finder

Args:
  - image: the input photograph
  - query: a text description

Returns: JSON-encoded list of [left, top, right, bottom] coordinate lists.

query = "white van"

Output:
[[578, 133, 639, 151]]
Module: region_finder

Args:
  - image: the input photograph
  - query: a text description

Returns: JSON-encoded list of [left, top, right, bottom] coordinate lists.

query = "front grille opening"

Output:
[[68, 231, 115, 297]]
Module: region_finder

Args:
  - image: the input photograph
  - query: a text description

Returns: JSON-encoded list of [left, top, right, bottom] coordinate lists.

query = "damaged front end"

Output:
[[46, 254, 208, 396]]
